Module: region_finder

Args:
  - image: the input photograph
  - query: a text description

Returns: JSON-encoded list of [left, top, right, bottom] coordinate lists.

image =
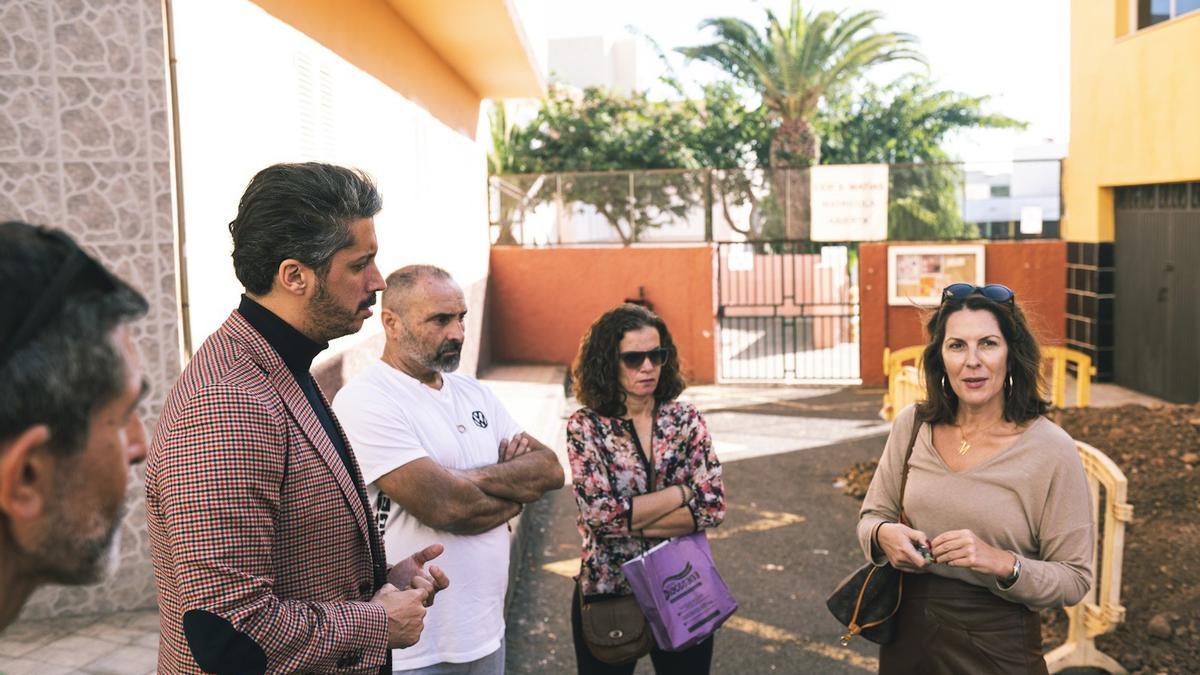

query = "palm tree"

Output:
[[678, 0, 924, 238]]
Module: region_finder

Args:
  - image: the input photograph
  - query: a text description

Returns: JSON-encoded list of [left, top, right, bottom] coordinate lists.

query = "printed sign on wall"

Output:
[[888, 244, 986, 306], [810, 164, 888, 241]]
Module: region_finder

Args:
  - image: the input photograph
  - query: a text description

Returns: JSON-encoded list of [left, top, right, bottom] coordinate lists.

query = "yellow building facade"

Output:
[[1066, 0, 1200, 401]]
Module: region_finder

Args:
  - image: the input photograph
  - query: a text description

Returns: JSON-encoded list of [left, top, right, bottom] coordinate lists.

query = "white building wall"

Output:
[[546, 35, 640, 94], [607, 39, 639, 94], [964, 146, 1065, 225], [546, 36, 607, 89], [173, 0, 490, 375]]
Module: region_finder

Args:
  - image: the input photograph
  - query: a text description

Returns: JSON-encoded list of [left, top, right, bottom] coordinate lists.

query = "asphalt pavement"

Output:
[[504, 386, 893, 674]]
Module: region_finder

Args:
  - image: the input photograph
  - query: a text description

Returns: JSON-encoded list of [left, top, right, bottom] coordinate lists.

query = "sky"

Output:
[[509, 0, 1070, 163]]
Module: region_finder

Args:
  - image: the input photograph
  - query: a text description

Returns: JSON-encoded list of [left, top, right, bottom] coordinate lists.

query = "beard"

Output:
[[428, 339, 463, 373], [34, 497, 127, 586], [306, 277, 373, 343], [398, 325, 462, 373]]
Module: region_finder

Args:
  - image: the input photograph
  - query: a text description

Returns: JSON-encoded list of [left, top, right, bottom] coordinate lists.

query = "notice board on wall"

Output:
[[887, 244, 985, 306]]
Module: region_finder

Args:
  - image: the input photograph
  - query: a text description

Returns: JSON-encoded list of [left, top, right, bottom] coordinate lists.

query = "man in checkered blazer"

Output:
[[146, 163, 448, 673]]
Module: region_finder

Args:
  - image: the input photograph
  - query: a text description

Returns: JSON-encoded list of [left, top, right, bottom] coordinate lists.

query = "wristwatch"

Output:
[[1001, 555, 1022, 587]]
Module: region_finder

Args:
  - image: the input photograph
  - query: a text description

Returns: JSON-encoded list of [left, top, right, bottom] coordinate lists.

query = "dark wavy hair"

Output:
[[572, 304, 686, 417], [916, 293, 1049, 426], [229, 162, 382, 295]]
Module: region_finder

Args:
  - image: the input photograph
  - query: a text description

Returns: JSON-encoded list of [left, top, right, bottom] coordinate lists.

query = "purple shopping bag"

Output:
[[621, 531, 738, 651]]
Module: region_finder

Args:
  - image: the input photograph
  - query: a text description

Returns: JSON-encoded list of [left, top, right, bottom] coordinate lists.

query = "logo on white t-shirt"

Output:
[[472, 410, 488, 428], [373, 492, 390, 534]]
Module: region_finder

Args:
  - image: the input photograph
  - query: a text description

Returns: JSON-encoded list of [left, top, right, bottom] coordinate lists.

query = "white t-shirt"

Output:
[[333, 361, 522, 670]]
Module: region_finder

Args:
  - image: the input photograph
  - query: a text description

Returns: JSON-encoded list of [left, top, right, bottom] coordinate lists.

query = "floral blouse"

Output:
[[566, 400, 726, 596]]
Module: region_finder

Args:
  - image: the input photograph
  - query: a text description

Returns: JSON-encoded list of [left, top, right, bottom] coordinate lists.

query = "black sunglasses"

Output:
[[940, 283, 1015, 305], [619, 347, 670, 369]]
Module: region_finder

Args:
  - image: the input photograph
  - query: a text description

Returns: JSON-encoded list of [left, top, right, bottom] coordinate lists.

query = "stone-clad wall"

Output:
[[1, 0, 178, 619]]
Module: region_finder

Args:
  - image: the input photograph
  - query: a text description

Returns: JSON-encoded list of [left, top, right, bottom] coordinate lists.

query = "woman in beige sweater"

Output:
[[858, 283, 1093, 674]]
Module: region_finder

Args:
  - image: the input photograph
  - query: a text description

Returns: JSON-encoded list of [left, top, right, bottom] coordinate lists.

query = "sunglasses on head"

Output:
[[940, 283, 1015, 305], [619, 347, 670, 369]]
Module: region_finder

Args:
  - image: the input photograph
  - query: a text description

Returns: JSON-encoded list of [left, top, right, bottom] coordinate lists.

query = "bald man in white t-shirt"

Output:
[[334, 265, 564, 674]]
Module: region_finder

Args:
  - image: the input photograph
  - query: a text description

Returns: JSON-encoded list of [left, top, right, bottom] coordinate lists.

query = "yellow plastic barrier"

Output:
[[880, 346, 925, 421], [882, 345, 1097, 420], [1043, 346, 1098, 409], [1044, 442, 1133, 674]]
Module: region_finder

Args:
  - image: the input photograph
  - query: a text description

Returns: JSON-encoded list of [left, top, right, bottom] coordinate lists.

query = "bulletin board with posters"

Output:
[[887, 244, 985, 306]]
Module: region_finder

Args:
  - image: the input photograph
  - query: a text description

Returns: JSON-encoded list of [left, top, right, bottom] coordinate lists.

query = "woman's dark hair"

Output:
[[229, 162, 382, 295], [915, 293, 1048, 425], [572, 304, 686, 417]]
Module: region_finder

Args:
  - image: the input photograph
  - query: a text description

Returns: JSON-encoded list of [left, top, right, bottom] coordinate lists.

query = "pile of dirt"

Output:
[[836, 403, 1200, 674]]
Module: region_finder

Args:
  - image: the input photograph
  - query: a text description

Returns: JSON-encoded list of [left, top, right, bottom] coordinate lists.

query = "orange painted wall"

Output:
[[859, 240, 1066, 386], [249, 0, 482, 135], [487, 247, 718, 384]]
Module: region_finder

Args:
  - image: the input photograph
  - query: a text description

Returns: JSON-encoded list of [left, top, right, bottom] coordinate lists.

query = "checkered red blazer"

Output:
[[146, 311, 390, 673]]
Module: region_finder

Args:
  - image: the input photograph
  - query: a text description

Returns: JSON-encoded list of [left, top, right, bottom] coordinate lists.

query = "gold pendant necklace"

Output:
[[958, 429, 972, 455], [957, 419, 999, 455]]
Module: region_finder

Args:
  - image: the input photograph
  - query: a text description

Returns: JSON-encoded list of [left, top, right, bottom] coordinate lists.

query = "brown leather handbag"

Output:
[[578, 590, 655, 665], [826, 416, 923, 645]]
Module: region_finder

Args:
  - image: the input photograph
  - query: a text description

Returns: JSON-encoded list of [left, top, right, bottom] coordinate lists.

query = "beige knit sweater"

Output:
[[857, 405, 1094, 609]]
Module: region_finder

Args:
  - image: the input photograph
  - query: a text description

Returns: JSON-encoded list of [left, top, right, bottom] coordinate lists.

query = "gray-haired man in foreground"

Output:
[[0, 221, 150, 632]]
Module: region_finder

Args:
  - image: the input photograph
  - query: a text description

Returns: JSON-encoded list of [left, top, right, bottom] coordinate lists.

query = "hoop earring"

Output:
[[1005, 373, 1013, 398], [942, 374, 952, 396]]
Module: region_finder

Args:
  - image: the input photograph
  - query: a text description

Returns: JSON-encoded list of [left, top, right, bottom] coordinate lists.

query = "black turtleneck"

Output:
[[236, 295, 352, 472]]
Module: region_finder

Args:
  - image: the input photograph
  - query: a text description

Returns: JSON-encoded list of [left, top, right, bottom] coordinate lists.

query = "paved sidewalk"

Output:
[[0, 610, 159, 675], [1078, 379, 1168, 408]]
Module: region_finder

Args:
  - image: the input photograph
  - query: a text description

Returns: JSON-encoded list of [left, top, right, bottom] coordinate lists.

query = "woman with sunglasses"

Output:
[[566, 303, 726, 674], [857, 283, 1093, 674]]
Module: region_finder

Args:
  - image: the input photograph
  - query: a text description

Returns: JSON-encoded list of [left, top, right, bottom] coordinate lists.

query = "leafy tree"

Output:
[[498, 85, 701, 243], [498, 83, 773, 243], [678, 0, 923, 238], [817, 76, 1025, 239], [492, 36, 1022, 244], [671, 80, 773, 238], [818, 76, 1023, 165], [507, 85, 698, 174]]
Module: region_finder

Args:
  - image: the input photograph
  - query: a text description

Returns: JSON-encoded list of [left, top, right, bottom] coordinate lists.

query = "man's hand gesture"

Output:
[[372, 583, 429, 649], [387, 543, 450, 607]]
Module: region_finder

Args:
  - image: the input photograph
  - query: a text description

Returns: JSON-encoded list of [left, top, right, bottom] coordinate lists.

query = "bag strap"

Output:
[[895, 414, 923, 526], [639, 414, 658, 556], [840, 564, 903, 645], [646, 428, 657, 494], [840, 417, 923, 646]]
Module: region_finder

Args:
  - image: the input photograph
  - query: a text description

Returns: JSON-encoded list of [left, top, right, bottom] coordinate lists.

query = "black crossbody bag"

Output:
[[826, 417, 923, 645]]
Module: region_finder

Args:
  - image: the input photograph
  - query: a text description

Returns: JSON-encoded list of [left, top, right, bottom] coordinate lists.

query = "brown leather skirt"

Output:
[[879, 573, 1048, 675]]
